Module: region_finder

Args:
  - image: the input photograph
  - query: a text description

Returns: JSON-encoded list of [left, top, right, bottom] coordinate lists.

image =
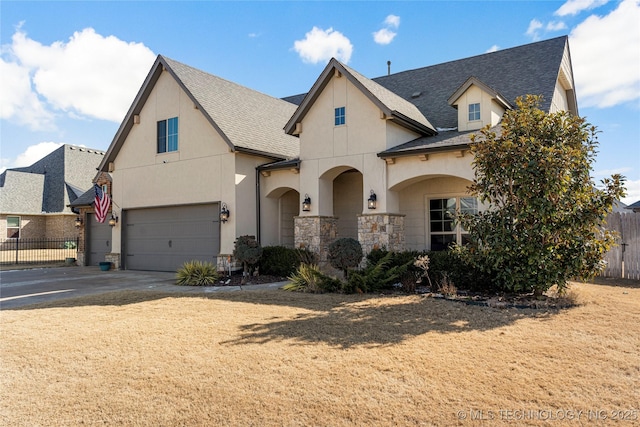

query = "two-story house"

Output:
[[91, 36, 577, 271]]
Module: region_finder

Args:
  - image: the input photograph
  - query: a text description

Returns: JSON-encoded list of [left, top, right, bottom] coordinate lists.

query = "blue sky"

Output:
[[2, 0, 639, 203]]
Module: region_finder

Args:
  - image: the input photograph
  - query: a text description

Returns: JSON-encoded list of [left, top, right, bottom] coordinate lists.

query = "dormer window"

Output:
[[335, 107, 346, 126], [468, 103, 481, 121]]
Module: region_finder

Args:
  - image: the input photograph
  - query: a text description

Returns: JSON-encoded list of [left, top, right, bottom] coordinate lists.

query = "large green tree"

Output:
[[457, 95, 625, 295]]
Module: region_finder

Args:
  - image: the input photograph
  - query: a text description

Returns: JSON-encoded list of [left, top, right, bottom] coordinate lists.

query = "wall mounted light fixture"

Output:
[[367, 190, 377, 210], [302, 194, 311, 212], [220, 203, 230, 223], [108, 213, 119, 227], [75, 217, 83, 228]]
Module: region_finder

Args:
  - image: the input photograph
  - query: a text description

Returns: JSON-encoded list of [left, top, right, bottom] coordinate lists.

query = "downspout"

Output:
[[255, 167, 261, 244]]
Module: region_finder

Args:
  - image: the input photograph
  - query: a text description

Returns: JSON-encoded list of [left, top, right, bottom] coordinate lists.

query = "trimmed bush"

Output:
[[328, 238, 363, 279], [426, 250, 494, 292], [258, 246, 318, 277], [176, 260, 219, 286], [233, 235, 262, 283]]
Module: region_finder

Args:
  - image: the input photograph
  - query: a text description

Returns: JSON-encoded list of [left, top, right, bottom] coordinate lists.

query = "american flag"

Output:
[[94, 184, 111, 223]]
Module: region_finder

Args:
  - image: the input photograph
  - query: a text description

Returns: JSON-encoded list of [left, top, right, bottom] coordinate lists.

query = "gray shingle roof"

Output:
[[162, 57, 300, 159], [378, 126, 503, 158], [100, 56, 300, 172], [285, 58, 436, 136], [339, 61, 436, 133], [0, 145, 104, 214], [284, 36, 570, 132], [372, 36, 569, 130]]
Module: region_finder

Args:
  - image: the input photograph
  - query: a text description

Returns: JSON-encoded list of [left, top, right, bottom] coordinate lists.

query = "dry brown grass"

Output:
[[1, 281, 639, 426]]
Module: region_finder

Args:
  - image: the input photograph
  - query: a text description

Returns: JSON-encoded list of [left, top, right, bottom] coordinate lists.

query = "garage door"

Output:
[[87, 215, 112, 266], [124, 204, 220, 271]]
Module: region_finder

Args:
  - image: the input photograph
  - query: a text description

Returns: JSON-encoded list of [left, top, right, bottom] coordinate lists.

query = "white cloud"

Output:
[[570, 0, 640, 108], [525, 18, 567, 41], [486, 45, 500, 53], [373, 14, 401, 45], [621, 179, 640, 205], [373, 28, 397, 45], [0, 57, 55, 131], [525, 19, 544, 40], [546, 21, 568, 31], [1, 27, 156, 129], [384, 15, 400, 29], [13, 142, 64, 168], [293, 27, 353, 64], [555, 0, 609, 16]]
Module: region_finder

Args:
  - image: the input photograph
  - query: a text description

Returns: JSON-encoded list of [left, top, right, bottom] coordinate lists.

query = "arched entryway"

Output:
[[262, 187, 300, 248], [332, 169, 363, 239]]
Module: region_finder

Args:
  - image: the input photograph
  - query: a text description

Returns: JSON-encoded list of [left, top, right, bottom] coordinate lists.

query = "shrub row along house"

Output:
[[75, 36, 578, 271]]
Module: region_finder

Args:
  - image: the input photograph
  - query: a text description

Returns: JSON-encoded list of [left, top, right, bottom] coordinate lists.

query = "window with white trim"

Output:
[[429, 197, 478, 250], [468, 103, 480, 121], [157, 117, 179, 153], [334, 107, 345, 126], [6, 216, 20, 239]]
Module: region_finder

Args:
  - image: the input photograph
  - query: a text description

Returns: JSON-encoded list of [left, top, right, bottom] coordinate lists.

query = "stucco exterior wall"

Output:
[[112, 71, 231, 210], [398, 176, 472, 251], [296, 74, 423, 218], [386, 151, 474, 192], [454, 85, 506, 131], [260, 168, 300, 247], [299, 74, 391, 160], [109, 70, 265, 257], [550, 74, 570, 113]]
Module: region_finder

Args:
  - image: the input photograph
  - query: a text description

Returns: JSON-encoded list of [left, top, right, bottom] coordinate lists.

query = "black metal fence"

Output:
[[0, 238, 79, 265]]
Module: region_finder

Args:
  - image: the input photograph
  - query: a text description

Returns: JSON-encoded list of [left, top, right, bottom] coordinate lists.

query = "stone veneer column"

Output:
[[358, 213, 406, 255], [105, 253, 121, 270], [294, 216, 338, 268]]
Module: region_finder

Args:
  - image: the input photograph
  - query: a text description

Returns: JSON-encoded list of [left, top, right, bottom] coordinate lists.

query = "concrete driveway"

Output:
[[0, 267, 283, 310]]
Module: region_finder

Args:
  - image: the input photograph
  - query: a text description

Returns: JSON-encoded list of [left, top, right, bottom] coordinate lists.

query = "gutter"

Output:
[[377, 142, 471, 160]]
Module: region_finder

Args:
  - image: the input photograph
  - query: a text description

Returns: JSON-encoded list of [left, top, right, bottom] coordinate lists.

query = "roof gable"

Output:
[[284, 58, 437, 136], [100, 56, 300, 172], [372, 36, 571, 129], [447, 76, 513, 110]]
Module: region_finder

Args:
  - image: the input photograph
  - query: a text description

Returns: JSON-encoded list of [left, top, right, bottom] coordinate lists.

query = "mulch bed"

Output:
[[215, 273, 578, 309], [216, 273, 288, 287]]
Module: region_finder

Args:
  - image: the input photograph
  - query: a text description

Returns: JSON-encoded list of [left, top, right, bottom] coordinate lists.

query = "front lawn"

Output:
[[1, 280, 638, 425]]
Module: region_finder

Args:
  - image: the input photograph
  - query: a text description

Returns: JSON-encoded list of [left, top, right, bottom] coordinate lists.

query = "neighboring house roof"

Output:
[[0, 144, 105, 214], [99, 55, 300, 172], [0, 171, 45, 213], [284, 58, 437, 136], [69, 186, 97, 208], [625, 200, 640, 212]]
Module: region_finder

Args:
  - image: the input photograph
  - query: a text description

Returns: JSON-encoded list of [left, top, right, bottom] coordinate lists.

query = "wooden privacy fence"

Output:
[[600, 212, 640, 280]]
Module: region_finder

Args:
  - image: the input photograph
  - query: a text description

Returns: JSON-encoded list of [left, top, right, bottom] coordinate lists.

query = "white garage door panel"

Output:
[[125, 204, 220, 271]]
